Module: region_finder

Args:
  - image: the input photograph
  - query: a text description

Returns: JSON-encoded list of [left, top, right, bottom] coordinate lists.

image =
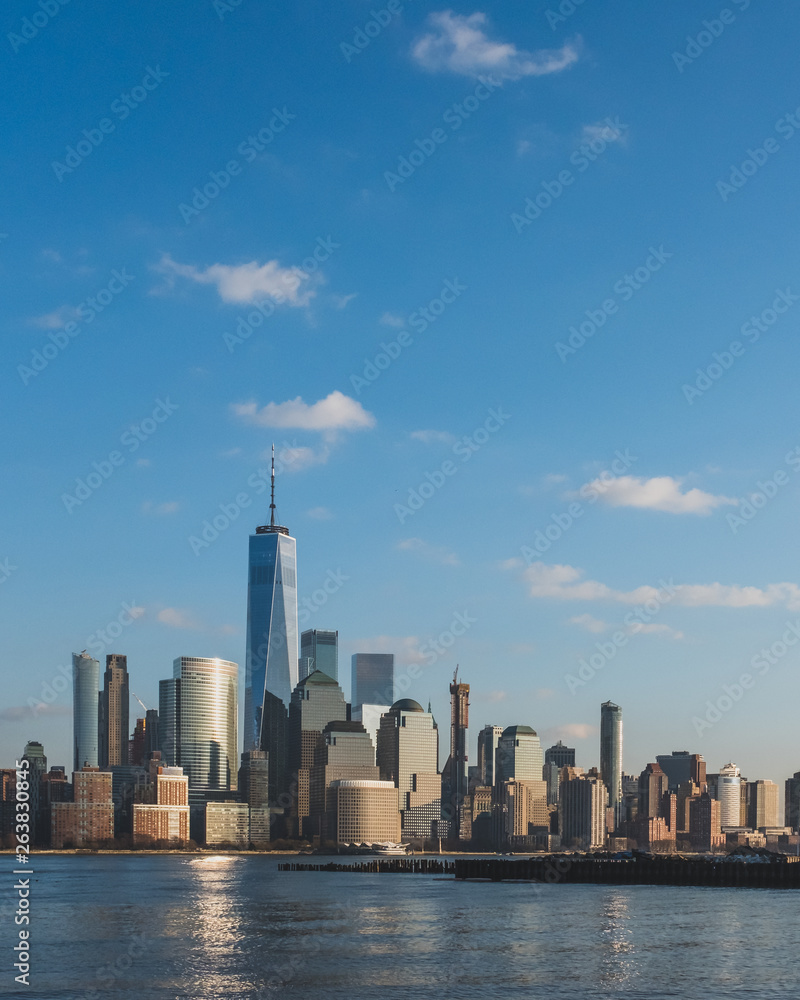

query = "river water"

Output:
[[4, 854, 797, 999]]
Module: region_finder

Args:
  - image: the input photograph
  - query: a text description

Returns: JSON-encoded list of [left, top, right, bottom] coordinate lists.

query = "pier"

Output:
[[280, 853, 800, 888]]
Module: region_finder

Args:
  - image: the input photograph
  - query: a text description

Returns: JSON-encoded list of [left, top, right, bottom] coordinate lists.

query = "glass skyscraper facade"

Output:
[[159, 657, 238, 801], [73, 651, 100, 771], [244, 518, 298, 751], [99, 653, 129, 768], [495, 726, 544, 784], [351, 653, 394, 708], [300, 629, 338, 682], [600, 701, 623, 826]]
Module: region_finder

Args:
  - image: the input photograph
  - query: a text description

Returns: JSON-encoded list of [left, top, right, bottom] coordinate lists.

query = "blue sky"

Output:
[[3, 0, 800, 796]]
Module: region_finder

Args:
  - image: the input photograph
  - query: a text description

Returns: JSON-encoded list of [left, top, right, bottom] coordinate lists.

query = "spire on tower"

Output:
[[270, 443, 276, 528]]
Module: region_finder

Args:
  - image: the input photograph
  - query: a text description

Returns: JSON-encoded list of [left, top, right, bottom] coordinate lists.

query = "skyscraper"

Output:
[[300, 629, 339, 682], [477, 725, 503, 787], [99, 654, 129, 768], [73, 651, 100, 771], [545, 741, 576, 768], [717, 762, 742, 828], [495, 726, 544, 785], [786, 772, 800, 831], [600, 701, 623, 827], [159, 657, 238, 801], [746, 779, 779, 830], [244, 449, 298, 752], [377, 700, 441, 839], [655, 751, 706, 791], [441, 669, 469, 838], [351, 653, 394, 708]]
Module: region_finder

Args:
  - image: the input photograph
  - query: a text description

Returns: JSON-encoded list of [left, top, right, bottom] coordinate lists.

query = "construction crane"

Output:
[[131, 692, 148, 713]]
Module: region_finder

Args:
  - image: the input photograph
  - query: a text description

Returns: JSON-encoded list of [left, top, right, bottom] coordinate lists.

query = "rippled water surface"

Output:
[[4, 854, 798, 999]]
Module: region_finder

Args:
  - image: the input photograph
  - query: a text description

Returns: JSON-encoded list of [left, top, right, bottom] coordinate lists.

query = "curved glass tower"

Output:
[[244, 449, 299, 753], [73, 651, 100, 771], [600, 700, 623, 827]]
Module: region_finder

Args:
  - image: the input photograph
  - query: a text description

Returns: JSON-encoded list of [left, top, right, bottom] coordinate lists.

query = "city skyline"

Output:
[[5, 1, 800, 794]]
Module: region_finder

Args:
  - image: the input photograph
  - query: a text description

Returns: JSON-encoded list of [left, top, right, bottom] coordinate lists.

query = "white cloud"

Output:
[[627, 622, 684, 640], [233, 391, 375, 438], [412, 11, 579, 80], [397, 537, 460, 566], [154, 254, 313, 305], [29, 305, 79, 330], [581, 121, 627, 146], [569, 613, 608, 634], [157, 608, 198, 629], [0, 703, 72, 722], [548, 722, 596, 741], [486, 690, 507, 703], [536, 688, 556, 700], [410, 429, 456, 445], [332, 292, 357, 309], [380, 312, 406, 328], [584, 474, 736, 515], [307, 506, 334, 520], [517, 561, 800, 610]]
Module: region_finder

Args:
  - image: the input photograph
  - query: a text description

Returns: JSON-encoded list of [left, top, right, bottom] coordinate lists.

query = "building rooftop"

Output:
[[390, 698, 425, 713]]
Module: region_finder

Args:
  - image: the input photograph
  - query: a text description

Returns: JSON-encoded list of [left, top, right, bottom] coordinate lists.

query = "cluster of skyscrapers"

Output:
[[4, 467, 800, 854]]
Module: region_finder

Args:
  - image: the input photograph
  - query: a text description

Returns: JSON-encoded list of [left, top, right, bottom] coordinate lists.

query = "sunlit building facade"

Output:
[[73, 652, 100, 771]]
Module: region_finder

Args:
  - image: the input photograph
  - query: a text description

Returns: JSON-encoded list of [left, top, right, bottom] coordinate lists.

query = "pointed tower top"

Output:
[[256, 442, 289, 534]]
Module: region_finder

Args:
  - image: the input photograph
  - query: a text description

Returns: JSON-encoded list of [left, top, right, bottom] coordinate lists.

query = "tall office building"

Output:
[[351, 653, 394, 708], [545, 741, 576, 768], [309, 720, 379, 840], [495, 726, 544, 785], [288, 671, 348, 836], [244, 449, 298, 752], [655, 751, 706, 792], [73, 651, 100, 771], [300, 630, 338, 683], [377, 700, 441, 839], [600, 701, 623, 827], [441, 670, 469, 837], [717, 762, 743, 828], [559, 774, 608, 850], [477, 725, 503, 787], [22, 741, 47, 845], [159, 657, 238, 801], [746, 779, 779, 830], [99, 654, 129, 769]]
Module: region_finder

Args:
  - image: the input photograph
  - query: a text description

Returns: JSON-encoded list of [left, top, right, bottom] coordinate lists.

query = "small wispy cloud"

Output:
[[154, 254, 314, 306], [141, 501, 180, 516], [307, 506, 334, 520], [569, 613, 608, 634], [157, 608, 199, 629], [380, 312, 405, 328], [583, 474, 736, 515], [412, 11, 579, 80], [397, 537, 460, 566]]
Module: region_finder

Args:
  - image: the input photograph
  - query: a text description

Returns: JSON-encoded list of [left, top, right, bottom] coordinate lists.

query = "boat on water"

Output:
[[371, 842, 411, 856]]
